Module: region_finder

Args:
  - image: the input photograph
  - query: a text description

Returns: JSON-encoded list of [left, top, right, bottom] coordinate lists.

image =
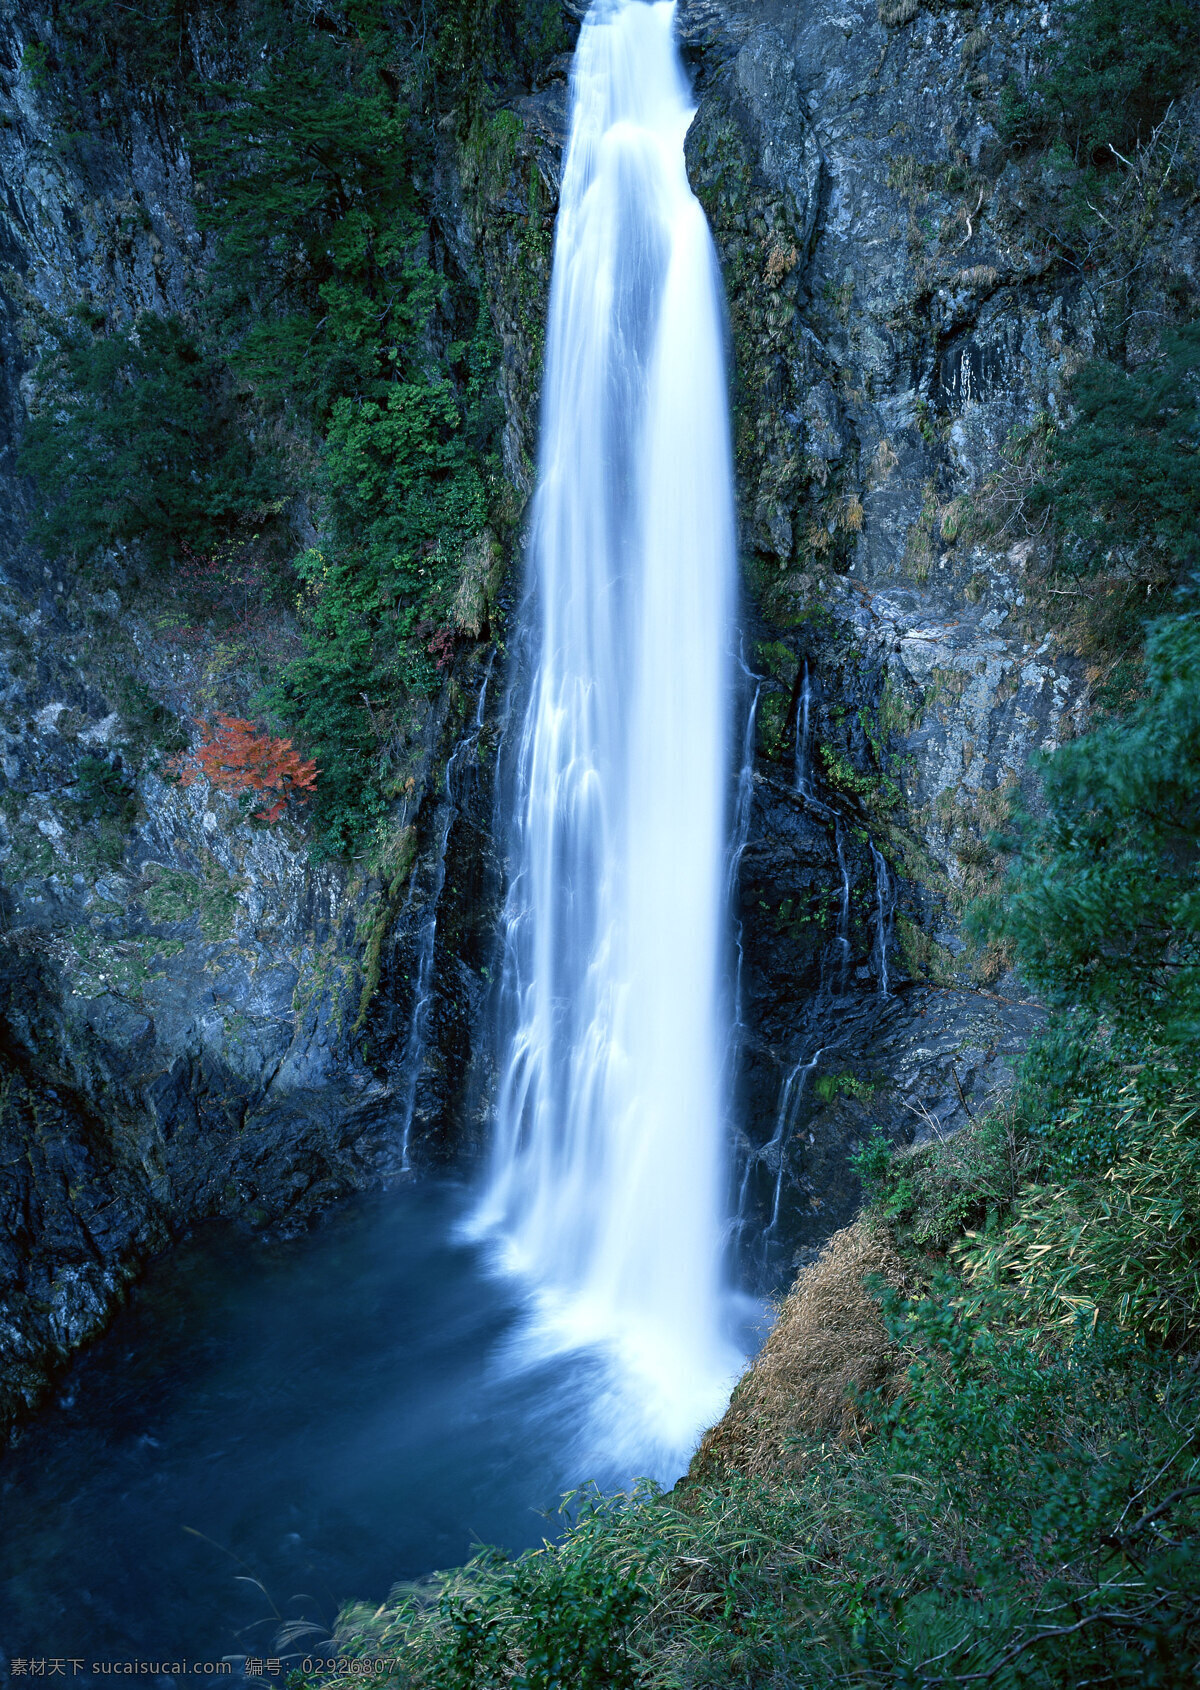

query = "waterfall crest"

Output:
[[472, 0, 741, 1468]]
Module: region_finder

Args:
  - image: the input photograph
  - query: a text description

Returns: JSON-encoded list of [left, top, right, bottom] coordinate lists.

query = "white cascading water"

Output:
[[471, 0, 741, 1472]]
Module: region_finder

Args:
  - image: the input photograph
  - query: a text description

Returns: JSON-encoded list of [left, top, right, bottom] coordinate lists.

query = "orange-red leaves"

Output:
[[170, 715, 318, 824]]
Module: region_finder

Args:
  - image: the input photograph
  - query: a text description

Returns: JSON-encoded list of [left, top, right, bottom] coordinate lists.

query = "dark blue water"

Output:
[[0, 1181, 618, 1681]]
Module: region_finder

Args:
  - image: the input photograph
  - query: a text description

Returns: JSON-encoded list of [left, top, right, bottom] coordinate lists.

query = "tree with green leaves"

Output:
[[971, 610, 1200, 1045], [19, 311, 274, 570], [1043, 324, 1200, 587], [1001, 0, 1200, 164]]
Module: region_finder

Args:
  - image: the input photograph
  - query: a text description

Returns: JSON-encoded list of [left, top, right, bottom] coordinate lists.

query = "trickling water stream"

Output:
[[735, 651, 901, 1279], [395, 654, 496, 1167], [470, 0, 743, 1474], [870, 841, 895, 1000]]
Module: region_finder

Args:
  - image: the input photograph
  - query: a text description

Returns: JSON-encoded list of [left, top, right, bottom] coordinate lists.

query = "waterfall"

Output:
[[471, 0, 741, 1469], [794, 660, 819, 808], [723, 652, 761, 1100], [870, 841, 894, 999], [833, 820, 852, 989]]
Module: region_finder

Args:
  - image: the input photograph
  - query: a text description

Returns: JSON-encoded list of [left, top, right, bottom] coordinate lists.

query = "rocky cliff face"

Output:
[[1, 0, 1195, 1425], [683, 0, 1194, 1273]]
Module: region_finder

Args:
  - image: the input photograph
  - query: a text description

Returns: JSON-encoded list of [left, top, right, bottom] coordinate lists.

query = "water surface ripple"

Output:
[[0, 1183, 615, 1675]]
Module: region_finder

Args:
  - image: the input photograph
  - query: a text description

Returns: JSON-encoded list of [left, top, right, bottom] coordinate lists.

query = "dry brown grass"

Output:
[[691, 1221, 909, 1483]]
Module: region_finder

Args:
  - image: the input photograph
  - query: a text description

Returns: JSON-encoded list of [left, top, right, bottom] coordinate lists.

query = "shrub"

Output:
[[74, 753, 136, 827], [142, 862, 240, 941], [291, 1290, 1200, 1690], [433, 0, 571, 115], [961, 1077, 1200, 1345], [192, 24, 504, 854], [19, 311, 276, 573], [26, 3, 518, 858], [1037, 324, 1200, 586], [1000, 0, 1200, 165], [968, 611, 1200, 1044], [114, 675, 187, 763], [170, 714, 318, 823], [852, 1104, 1034, 1252], [45, 0, 229, 106], [318, 1490, 647, 1690], [190, 46, 425, 417]]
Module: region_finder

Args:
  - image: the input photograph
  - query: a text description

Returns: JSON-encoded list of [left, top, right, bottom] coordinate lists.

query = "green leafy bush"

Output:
[[433, 0, 570, 115], [75, 753, 136, 827], [45, 0, 229, 105], [19, 311, 275, 572], [1038, 325, 1200, 585], [142, 863, 239, 942], [292, 1294, 1200, 1689], [852, 1105, 1033, 1252], [115, 674, 188, 763], [262, 300, 499, 854], [23, 3, 519, 857], [1000, 0, 1200, 164], [969, 611, 1200, 1042], [321, 1490, 646, 1690], [70, 752, 139, 868], [191, 43, 425, 416], [962, 1076, 1200, 1345], [188, 22, 505, 853]]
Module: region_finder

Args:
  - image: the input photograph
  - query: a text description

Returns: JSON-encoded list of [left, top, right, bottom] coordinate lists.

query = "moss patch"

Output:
[[141, 859, 242, 942]]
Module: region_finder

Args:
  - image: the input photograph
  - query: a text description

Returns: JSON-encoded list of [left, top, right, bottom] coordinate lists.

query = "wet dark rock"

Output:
[[732, 975, 1045, 1279]]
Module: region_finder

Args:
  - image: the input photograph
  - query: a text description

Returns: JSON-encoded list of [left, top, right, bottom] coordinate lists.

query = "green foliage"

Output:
[[858, 1292, 1200, 1687], [963, 1070, 1200, 1346], [969, 611, 1200, 1042], [189, 22, 505, 854], [20, 39, 50, 92], [44, 0, 218, 106], [500, 1536, 642, 1690], [1019, 1023, 1185, 1176], [19, 311, 275, 572], [815, 1070, 878, 1105], [321, 1490, 646, 1689], [433, 0, 570, 116], [270, 317, 498, 856], [191, 38, 424, 417], [46, 0, 569, 124], [852, 1104, 1032, 1252], [142, 863, 239, 941], [24, 3, 521, 858], [68, 752, 139, 868], [1038, 324, 1200, 585], [114, 674, 188, 763], [20, 0, 568, 858], [74, 754, 136, 827], [1000, 0, 1200, 164], [295, 1299, 1200, 1689]]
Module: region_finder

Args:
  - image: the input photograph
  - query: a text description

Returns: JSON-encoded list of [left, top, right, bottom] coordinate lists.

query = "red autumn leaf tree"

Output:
[[170, 715, 318, 823]]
